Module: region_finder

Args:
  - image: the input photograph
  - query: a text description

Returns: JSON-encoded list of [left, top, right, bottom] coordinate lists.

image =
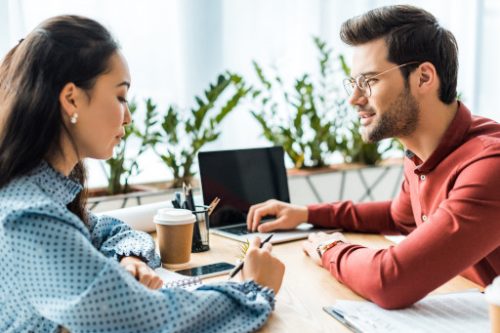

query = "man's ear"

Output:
[[416, 62, 437, 90], [419, 73, 430, 87], [59, 83, 80, 118]]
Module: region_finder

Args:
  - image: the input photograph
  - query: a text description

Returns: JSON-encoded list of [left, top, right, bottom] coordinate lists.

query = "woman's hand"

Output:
[[236, 237, 286, 294], [120, 256, 163, 289]]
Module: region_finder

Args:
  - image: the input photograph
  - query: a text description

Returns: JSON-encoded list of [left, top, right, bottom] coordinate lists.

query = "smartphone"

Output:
[[175, 262, 235, 278]]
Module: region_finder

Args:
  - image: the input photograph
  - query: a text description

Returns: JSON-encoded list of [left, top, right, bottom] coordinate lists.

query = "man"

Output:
[[246, 5, 500, 309]]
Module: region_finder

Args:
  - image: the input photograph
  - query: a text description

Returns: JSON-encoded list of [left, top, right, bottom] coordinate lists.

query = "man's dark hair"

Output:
[[340, 5, 458, 104]]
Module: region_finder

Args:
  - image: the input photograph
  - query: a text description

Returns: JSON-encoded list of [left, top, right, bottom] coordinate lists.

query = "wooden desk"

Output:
[[156, 233, 481, 333]]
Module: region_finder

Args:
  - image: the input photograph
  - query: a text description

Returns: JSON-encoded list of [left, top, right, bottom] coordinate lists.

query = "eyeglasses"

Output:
[[343, 61, 420, 97]]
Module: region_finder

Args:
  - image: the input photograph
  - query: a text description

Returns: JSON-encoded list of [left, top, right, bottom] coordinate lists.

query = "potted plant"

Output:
[[250, 37, 405, 204], [251, 37, 352, 169], [337, 117, 404, 166], [151, 72, 250, 188], [251, 37, 401, 170]]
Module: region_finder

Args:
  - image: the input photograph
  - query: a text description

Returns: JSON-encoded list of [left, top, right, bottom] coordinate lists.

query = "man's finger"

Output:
[[247, 202, 267, 230], [252, 204, 277, 231], [301, 240, 311, 256], [257, 216, 287, 233]]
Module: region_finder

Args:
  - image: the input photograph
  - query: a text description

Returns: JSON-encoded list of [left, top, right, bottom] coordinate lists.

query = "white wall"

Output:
[[1, 0, 498, 188]]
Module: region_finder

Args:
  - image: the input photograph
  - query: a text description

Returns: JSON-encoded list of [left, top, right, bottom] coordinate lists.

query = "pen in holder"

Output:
[[191, 205, 210, 252]]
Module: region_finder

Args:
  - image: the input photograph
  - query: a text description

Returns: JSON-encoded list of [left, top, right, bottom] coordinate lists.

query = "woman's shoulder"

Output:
[[0, 173, 66, 223], [1, 171, 49, 200]]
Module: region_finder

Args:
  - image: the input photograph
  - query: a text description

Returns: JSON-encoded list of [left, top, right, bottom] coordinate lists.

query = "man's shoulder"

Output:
[[468, 115, 500, 149], [450, 116, 500, 173]]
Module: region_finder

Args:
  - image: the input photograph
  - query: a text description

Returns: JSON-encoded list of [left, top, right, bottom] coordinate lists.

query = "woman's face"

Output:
[[70, 52, 132, 160]]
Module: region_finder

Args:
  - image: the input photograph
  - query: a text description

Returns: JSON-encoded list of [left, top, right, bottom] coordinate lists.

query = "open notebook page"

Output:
[[324, 290, 488, 333]]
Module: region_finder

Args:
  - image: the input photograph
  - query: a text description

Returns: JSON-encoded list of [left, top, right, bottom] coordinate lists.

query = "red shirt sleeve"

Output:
[[320, 156, 500, 309], [307, 171, 416, 235]]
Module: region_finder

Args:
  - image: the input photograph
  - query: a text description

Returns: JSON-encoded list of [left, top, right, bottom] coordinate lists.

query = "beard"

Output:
[[362, 87, 420, 142]]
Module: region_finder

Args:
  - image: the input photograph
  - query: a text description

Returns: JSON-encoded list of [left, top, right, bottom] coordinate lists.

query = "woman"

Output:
[[0, 16, 285, 333]]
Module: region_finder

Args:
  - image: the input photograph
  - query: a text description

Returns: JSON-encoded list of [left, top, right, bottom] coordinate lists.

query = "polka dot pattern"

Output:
[[0, 161, 275, 332]]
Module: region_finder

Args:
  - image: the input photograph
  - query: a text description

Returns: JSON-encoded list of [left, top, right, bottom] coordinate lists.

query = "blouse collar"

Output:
[[30, 160, 83, 205]]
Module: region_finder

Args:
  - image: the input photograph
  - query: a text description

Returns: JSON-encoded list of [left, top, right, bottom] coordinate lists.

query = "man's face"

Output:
[[349, 38, 419, 142]]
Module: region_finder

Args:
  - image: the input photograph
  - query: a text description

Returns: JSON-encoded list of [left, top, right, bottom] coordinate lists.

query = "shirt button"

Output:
[[422, 215, 428, 222], [420, 175, 426, 181]]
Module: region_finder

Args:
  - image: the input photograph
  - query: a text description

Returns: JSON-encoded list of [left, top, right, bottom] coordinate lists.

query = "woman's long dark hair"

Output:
[[0, 16, 119, 223]]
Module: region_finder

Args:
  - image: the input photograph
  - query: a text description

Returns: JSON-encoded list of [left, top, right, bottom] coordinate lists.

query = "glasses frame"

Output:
[[343, 61, 420, 98]]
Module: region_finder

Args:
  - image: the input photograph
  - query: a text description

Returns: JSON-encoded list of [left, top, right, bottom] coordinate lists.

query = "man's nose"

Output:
[[349, 86, 369, 105]]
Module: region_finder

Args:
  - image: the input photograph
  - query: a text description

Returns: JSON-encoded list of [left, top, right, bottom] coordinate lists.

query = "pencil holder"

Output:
[[191, 205, 210, 252]]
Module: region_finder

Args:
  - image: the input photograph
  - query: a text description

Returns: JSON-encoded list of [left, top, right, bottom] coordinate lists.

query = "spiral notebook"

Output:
[[154, 267, 203, 291]]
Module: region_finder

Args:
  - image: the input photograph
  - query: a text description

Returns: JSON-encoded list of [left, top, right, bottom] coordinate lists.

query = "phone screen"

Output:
[[176, 262, 235, 278]]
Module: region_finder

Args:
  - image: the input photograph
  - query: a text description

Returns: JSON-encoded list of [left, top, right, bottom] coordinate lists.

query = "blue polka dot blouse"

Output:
[[0, 161, 275, 333]]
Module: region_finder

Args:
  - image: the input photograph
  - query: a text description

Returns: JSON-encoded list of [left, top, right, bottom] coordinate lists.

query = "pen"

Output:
[[171, 191, 182, 208], [186, 186, 195, 211], [324, 307, 363, 333], [228, 234, 274, 279], [175, 192, 182, 207], [185, 184, 203, 248]]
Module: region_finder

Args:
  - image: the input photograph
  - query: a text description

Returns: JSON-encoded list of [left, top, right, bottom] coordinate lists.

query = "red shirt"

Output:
[[308, 102, 500, 309]]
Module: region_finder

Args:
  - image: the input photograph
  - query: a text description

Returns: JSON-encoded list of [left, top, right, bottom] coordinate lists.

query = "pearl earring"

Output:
[[70, 113, 78, 124]]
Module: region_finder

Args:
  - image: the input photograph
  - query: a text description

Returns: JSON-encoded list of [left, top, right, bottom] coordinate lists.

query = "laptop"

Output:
[[198, 146, 337, 244]]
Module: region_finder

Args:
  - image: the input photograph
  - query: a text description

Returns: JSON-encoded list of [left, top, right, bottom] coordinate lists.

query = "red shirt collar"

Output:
[[406, 102, 472, 174]]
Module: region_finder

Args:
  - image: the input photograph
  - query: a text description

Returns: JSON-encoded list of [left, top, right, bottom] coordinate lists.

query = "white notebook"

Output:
[[324, 290, 489, 333], [154, 267, 202, 291]]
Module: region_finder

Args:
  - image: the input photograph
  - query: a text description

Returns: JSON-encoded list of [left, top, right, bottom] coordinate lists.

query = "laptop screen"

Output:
[[198, 146, 290, 228]]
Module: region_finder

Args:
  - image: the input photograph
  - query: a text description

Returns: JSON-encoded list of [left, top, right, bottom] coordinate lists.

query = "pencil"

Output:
[[228, 234, 274, 279]]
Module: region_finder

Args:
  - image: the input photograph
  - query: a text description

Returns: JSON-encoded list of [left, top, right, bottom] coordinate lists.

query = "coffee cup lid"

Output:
[[154, 208, 196, 226], [485, 276, 500, 305]]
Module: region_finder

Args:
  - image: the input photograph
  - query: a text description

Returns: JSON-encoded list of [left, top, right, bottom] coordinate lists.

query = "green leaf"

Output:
[[104, 97, 161, 194], [339, 54, 351, 76], [152, 72, 246, 185], [253, 60, 272, 90], [249, 36, 384, 168]]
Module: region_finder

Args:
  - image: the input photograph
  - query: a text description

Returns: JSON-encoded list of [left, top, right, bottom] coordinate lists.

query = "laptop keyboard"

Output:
[[222, 225, 253, 235]]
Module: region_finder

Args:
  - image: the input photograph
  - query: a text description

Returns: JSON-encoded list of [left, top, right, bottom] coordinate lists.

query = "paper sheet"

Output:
[[325, 291, 489, 333], [97, 201, 172, 232], [383, 235, 406, 244]]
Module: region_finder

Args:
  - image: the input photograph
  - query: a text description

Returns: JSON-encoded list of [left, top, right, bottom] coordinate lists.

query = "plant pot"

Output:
[[87, 184, 151, 198], [87, 184, 166, 212], [86, 181, 202, 212]]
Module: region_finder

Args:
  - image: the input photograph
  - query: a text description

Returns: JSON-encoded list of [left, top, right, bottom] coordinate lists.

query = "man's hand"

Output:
[[246, 199, 308, 233], [120, 256, 163, 289], [302, 232, 348, 266]]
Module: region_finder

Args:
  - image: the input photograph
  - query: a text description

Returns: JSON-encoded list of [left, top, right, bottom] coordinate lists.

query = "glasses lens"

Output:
[[356, 75, 371, 97], [343, 78, 354, 96]]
